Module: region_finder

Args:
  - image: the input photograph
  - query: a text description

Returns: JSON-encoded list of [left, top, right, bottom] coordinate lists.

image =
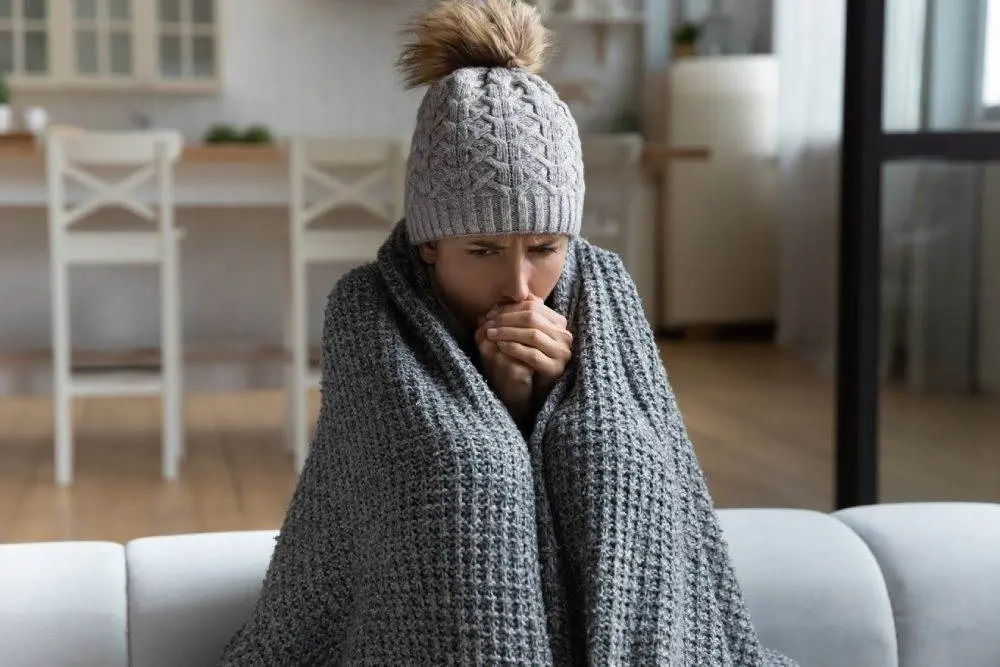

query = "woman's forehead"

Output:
[[463, 233, 563, 244]]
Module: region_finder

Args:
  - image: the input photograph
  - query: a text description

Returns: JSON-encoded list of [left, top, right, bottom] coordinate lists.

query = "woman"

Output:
[[219, 1, 797, 664]]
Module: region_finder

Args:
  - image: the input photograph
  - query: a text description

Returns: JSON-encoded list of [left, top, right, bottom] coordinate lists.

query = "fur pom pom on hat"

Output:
[[397, 0, 550, 88], [397, 0, 585, 244]]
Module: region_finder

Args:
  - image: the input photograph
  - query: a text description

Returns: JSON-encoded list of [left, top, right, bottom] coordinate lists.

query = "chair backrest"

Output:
[[288, 136, 408, 264], [49, 129, 184, 166], [45, 128, 184, 243]]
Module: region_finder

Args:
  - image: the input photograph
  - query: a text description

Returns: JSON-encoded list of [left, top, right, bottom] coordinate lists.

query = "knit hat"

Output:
[[397, 0, 585, 245]]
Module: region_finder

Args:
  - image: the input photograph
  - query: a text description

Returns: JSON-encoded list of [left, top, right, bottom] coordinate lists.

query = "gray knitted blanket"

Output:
[[219, 220, 797, 666]]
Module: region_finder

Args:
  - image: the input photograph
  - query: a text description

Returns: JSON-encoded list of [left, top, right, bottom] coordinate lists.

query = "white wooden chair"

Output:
[[45, 129, 185, 485], [285, 137, 408, 473]]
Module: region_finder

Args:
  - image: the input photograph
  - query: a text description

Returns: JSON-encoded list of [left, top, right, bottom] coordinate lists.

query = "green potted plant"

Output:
[[672, 22, 701, 59], [241, 124, 273, 144], [203, 122, 240, 143], [0, 72, 11, 134]]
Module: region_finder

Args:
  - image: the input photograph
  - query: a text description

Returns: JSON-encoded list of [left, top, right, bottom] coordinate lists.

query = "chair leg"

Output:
[[51, 259, 74, 486], [161, 245, 182, 482], [292, 377, 309, 474], [54, 382, 73, 486], [289, 258, 309, 473], [175, 268, 186, 462], [162, 349, 181, 482], [283, 298, 297, 454]]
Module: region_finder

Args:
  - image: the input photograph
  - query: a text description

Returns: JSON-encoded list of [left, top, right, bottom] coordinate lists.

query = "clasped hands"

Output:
[[474, 296, 573, 422]]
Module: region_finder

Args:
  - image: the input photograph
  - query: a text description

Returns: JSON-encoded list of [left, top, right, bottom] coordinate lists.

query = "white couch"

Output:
[[2, 502, 998, 666]]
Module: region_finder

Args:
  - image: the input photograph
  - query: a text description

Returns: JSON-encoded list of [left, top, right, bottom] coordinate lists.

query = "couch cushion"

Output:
[[126, 529, 278, 667], [835, 502, 1000, 667], [0, 540, 128, 667], [718, 508, 898, 667]]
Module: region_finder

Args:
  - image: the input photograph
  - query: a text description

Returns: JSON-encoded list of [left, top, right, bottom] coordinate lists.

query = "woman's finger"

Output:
[[491, 310, 555, 334], [475, 321, 499, 364], [491, 298, 566, 329], [496, 340, 561, 377], [490, 310, 572, 346], [496, 349, 533, 377], [488, 325, 568, 361]]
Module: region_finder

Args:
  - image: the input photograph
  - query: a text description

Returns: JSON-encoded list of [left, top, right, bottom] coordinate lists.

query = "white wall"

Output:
[[0, 0, 653, 397]]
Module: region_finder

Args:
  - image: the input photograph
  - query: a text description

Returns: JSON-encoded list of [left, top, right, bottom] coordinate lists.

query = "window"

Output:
[[984, 0, 1000, 107], [0, 0, 51, 77]]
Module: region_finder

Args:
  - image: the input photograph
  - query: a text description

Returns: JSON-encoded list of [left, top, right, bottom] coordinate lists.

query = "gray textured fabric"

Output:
[[218, 220, 797, 665], [404, 66, 585, 244]]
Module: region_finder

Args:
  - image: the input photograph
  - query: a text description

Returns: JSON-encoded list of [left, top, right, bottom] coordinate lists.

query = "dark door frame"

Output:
[[837, 0, 1000, 509]]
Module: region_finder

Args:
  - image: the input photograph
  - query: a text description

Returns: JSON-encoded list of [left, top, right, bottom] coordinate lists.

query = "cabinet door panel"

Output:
[[662, 57, 779, 326]]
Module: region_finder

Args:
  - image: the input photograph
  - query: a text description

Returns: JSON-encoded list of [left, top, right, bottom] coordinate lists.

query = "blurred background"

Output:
[[0, 0, 997, 545]]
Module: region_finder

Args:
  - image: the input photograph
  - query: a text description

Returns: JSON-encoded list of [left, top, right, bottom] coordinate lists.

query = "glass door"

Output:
[[837, 0, 1000, 508]]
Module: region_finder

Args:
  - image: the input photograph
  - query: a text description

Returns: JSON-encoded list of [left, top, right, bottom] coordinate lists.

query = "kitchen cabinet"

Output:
[[0, 0, 220, 91]]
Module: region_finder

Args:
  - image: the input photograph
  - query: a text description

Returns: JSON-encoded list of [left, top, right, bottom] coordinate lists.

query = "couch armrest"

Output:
[[125, 529, 279, 667], [0, 540, 127, 667], [719, 508, 898, 667], [835, 502, 1000, 667]]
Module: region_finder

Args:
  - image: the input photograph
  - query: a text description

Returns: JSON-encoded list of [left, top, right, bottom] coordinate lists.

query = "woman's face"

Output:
[[419, 233, 569, 330]]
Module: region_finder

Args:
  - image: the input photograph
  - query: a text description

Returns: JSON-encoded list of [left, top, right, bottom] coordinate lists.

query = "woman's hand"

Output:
[[476, 314, 534, 423], [483, 296, 573, 394]]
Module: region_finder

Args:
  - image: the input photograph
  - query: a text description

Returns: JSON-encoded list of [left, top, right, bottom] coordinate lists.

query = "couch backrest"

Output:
[[0, 541, 128, 667], [4, 502, 999, 666], [719, 508, 899, 667], [834, 502, 1000, 667], [122, 510, 905, 667], [125, 530, 278, 667]]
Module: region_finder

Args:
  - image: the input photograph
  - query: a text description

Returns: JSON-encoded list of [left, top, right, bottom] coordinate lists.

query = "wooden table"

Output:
[[0, 132, 709, 169], [0, 132, 286, 163]]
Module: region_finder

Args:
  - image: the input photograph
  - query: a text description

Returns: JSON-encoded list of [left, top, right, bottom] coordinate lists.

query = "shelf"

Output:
[[541, 9, 645, 62], [545, 11, 645, 26]]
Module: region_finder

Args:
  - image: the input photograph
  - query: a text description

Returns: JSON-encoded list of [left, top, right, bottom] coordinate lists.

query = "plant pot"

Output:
[[674, 43, 697, 59], [0, 105, 11, 134]]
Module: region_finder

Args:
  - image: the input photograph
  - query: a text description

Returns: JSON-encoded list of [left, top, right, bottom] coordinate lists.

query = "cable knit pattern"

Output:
[[218, 220, 797, 666], [404, 66, 585, 243]]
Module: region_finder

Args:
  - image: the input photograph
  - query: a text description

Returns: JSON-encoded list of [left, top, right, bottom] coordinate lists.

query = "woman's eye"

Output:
[[469, 248, 495, 257], [532, 246, 558, 255]]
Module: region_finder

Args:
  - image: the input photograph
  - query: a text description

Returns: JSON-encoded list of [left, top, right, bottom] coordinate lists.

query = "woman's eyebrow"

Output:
[[468, 240, 506, 249]]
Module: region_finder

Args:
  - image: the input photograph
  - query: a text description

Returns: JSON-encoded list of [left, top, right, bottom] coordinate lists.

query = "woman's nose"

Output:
[[500, 260, 532, 303]]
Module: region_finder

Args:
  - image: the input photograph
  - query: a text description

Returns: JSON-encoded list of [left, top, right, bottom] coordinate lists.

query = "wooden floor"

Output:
[[1, 342, 997, 544]]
